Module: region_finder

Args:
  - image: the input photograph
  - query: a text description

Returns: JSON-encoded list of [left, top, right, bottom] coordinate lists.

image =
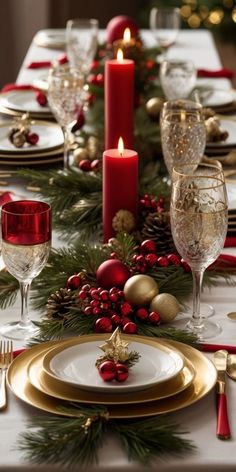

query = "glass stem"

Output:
[[19, 282, 31, 328], [192, 269, 204, 328], [62, 126, 70, 171]]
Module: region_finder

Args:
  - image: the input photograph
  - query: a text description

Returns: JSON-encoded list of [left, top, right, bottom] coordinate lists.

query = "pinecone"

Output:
[[46, 288, 76, 321], [141, 212, 176, 255]]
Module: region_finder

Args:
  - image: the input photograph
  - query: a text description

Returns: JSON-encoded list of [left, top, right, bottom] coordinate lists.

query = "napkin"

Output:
[[1, 83, 36, 93], [13, 348, 26, 359], [0, 191, 15, 206], [197, 68, 234, 79], [201, 343, 236, 354], [27, 53, 68, 69]]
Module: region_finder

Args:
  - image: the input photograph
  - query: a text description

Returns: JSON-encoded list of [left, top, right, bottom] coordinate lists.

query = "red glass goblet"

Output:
[[0, 200, 51, 340]]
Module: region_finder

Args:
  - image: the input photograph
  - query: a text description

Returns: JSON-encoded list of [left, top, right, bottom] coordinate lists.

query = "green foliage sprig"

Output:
[[18, 404, 195, 468]]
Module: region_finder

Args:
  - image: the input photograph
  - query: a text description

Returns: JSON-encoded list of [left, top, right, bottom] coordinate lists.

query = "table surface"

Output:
[[0, 29, 236, 471]]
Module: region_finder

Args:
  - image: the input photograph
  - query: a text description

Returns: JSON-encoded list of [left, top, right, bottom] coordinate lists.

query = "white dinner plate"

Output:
[[0, 91, 51, 114], [43, 339, 184, 393], [33, 29, 66, 49], [202, 89, 233, 108], [0, 121, 64, 153], [206, 119, 236, 148]]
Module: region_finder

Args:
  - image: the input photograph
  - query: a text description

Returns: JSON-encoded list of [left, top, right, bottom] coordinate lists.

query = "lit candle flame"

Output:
[[117, 48, 123, 61], [118, 137, 124, 156], [123, 28, 131, 42]]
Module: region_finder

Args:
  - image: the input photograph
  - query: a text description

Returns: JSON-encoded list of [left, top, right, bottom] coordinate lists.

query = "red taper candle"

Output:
[[105, 49, 134, 150], [103, 137, 138, 242]]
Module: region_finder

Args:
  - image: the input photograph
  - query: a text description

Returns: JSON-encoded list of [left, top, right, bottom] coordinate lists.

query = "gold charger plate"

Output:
[[28, 340, 195, 404], [0, 156, 63, 166], [7, 335, 217, 419]]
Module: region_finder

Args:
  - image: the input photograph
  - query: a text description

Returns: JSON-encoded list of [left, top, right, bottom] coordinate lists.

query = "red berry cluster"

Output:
[[66, 275, 162, 334], [98, 360, 128, 382], [139, 194, 165, 214], [78, 159, 101, 172], [130, 239, 191, 274]]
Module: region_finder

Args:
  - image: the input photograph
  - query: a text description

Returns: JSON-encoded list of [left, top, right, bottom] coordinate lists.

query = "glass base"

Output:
[[183, 302, 215, 319], [185, 318, 222, 340], [0, 320, 38, 341]]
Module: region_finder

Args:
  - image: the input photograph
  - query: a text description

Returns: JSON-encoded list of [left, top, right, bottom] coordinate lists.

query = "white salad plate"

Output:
[[0, 121, 63, 153], [0, 90, 51, 114], [43, 339, 184, 393]]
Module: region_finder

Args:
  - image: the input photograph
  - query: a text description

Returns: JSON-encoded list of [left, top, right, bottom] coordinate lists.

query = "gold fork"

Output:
[[0, 341, 13, 410]]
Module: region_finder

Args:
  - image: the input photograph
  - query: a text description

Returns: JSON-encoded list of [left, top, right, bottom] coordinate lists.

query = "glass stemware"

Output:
[[66, 18, 99, 77], [47, 65, 84, 170], [160, 59, 197, 100], [0, 200, 51, 340], [149, 7, 181, 61], [160, 99, 206, 176], [170, 175, 228, 339], [172, 161, 225, 319]]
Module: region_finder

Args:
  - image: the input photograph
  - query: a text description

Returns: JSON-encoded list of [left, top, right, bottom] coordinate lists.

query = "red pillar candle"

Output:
[[105, 49, 134, 150], [103, 138, 138, 242]]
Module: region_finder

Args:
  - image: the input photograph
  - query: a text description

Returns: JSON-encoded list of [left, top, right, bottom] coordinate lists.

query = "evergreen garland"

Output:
[[18, 404, 195, 468]]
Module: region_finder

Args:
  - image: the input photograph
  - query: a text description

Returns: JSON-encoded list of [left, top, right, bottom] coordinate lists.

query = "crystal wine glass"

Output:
[[170, 175, 228, 339], [149, 7, 181, 61], [66, 18, 99, 78], [160, 99, 206, 176], [160, 60, 197, 100], [0, 200, 51, 340], [172, 161, 224, 319], [47, 64, 84, 170]]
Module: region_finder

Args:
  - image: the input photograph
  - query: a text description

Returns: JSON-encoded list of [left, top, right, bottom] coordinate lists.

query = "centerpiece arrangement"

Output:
[[1, 14, 233, 469]]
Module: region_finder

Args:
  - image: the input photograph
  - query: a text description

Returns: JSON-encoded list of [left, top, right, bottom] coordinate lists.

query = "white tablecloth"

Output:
[[0, 29, 236, 471]]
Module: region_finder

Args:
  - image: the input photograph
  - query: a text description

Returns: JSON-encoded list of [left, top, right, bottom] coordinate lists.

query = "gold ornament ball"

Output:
[[146, 97, 164, 118], [150, 293, 180, 323], [74, 147, 89, 165], [124, 274, 159, 306]]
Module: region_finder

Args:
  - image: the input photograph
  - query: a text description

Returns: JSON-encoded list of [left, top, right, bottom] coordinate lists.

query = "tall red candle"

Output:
[[105, 49, 134, 150], [103, 138, 138, 242]]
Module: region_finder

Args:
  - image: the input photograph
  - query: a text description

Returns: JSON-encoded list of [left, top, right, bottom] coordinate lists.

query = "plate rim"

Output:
[[0, 90, 51, 114]]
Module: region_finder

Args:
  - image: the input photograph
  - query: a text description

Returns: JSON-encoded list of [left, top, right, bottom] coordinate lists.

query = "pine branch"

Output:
[[112, 416, 195, 465], [136, 324, 198, 347], [18, 405, 109, 467], [17, 405, 195, 468], [0, 270, 19, 309]]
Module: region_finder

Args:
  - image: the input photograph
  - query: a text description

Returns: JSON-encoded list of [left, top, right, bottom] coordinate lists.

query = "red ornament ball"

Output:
[[26, 132, 39, 145], [79, 159, 91, 172], [96, 259, 130, 289], [123, 321, 137, 334], [115, 363, 129, 382], [98, 360, 117, 382], [149, 311, 161, 325], [135, 308, 149, 321], [66, 274, 82, 290], [140, 239, 157, 254], [106, 15, 139, 44], [95, 317, 113, 333]]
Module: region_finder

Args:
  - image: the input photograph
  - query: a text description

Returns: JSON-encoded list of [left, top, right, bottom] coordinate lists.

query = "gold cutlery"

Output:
[[0, 340, 13, 410], [213, 350, 231, 440], [227, 354, 236, 380]]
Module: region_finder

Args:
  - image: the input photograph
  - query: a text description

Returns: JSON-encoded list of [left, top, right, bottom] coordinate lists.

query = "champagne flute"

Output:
[[0, 200, 51, 340], [170, 175, 228, 339], [160, 99, 206, 176], [66, 18, 99, 77], [160, 60, 197, 100], [149, 7, 181, 61], [172, 161, 224, 318], [47, 65, 84, 170]]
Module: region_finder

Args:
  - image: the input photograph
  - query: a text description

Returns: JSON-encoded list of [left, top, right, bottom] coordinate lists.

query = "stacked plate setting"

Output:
[[0, 90, 63, 166], [7, 334, 217, 418]]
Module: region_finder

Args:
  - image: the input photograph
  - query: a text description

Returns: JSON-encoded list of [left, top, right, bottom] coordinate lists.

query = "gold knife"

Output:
[[213, 350, 231, 439]]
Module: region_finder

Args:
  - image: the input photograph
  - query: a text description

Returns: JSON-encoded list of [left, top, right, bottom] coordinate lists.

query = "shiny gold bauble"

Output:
[[124, 274, 159, 306], [74, 147, 90, 165], [150, 293, 180, 323], [146, 97, 164, 118]]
